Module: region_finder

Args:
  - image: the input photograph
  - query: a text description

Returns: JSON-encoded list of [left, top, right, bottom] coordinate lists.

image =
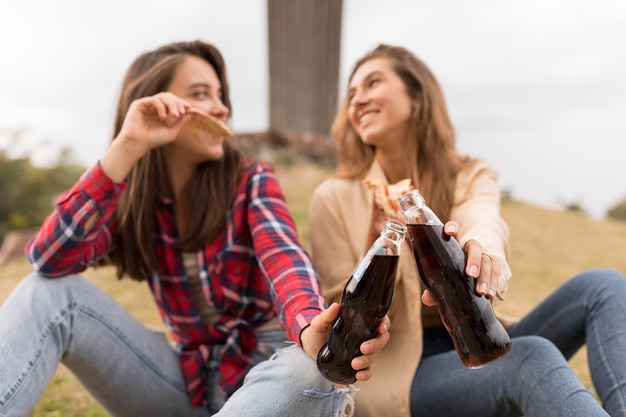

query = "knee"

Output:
[[246, 345, 333, 392], [10, 272, 51, 300], [15, 272, 73, 293], [602, 268, 625, 285], [571, 268, 626, 299], [276, 345, 332, 389], [573, 267, 625, 284], [508, 336, 566, 372], [226, 345, 350, 416], [17, 271, 54, 287], [9, 272, 84, 308], [265, 346, 354, 413]]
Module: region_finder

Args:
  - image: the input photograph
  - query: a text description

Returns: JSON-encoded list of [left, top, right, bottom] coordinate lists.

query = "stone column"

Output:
[[267, 0, 343, 135]]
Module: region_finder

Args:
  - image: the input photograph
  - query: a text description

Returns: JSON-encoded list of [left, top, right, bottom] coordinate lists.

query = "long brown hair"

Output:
[[106, 40, 245, 281], [333, 44, 474, 221]]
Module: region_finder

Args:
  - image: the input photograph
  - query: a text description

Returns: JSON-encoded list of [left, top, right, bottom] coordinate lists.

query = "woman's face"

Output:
[[347, 57, 414, 149], [165, 55, 229, 164]]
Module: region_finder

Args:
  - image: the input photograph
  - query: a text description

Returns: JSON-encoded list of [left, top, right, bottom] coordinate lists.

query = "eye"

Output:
[[191, 89, 209, 98], [368, 78, 380, 88]]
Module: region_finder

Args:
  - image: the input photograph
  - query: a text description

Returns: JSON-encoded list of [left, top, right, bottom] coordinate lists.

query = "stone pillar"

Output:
[[267, 0, 343, 135]]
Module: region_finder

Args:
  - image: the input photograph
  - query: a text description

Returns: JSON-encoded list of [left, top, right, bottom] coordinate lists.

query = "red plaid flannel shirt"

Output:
[[26, 160, 326, 406]]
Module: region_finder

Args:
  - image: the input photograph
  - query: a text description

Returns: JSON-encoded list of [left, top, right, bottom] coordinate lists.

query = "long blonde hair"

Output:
[[333, 44, 474, 220], [106, 40, 245, 281]]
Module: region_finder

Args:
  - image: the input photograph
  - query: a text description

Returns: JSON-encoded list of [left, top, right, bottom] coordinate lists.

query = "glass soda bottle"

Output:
[[317, 219, 406, 384], [398, 189, 511, 368]]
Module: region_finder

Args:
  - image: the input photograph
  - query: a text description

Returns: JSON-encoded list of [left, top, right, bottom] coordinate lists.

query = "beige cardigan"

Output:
[[309, 160, 512, 417]]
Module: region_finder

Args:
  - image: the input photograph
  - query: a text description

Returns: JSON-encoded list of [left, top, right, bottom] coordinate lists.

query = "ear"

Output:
[[411, 102, 420, 118]]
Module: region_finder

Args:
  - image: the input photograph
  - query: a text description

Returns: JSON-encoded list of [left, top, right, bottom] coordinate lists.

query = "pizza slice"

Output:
[[363, 178, 414, 217], [186, 108, 233, 140]]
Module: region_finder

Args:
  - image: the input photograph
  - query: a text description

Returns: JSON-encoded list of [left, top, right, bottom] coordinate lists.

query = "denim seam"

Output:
[[1, 302, 184, 413], [531, 301, 587, 338], [516, 341, 569, 414], [1, 303, 73, 412], [74, 304, 185, 393], [590, 312, 626, 412]]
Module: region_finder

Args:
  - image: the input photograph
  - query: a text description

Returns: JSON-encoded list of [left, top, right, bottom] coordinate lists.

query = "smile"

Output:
[[358, 110, 378, 125]]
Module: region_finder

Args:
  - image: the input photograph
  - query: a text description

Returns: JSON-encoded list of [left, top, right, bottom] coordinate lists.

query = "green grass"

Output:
[[1, 159, 625, 415]]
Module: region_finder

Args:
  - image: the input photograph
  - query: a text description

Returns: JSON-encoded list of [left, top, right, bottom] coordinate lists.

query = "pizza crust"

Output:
[[186, 108, 233, 140]]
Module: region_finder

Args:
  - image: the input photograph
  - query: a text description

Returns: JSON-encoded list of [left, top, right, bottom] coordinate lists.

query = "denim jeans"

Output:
[[411, 268, 626, 417], [0, 273, 349, 417], [205, 330, 296, 413]]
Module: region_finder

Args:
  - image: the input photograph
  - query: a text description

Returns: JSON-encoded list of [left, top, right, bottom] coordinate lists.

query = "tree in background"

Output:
[[0, 129, 85, 242], [607, 197, 626, 223]]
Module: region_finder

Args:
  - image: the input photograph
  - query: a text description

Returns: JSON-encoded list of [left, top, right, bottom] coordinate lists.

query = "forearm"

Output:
[[99, 136, 146, 183], [26, 164, 122, 276]]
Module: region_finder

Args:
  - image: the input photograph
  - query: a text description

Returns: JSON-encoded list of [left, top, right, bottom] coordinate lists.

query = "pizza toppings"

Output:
[[363, 178, 414, 217]]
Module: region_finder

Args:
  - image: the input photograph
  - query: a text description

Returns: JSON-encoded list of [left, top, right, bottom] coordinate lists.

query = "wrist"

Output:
[[99, 138, 146, 183], [299, 325, 317, 360]]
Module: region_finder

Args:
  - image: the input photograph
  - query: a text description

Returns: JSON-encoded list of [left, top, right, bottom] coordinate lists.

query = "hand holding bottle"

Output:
[[421, 221, 501, 306], [317, 220, 406, 384], [399, 190, 511, 368], [301, 305, 391, 382]]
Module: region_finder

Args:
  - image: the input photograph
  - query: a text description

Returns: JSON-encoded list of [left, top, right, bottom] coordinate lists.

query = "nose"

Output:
[[350, 89, 368, 108], [210, 99, 229, 121]]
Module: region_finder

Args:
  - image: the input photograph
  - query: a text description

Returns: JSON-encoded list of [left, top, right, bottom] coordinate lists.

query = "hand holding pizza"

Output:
[[363, 178, 414, 217]]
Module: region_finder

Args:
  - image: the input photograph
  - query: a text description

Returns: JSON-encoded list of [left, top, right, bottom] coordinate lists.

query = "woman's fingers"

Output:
[[421, 289, 437, 306], [353, 315, 390, 381], [464, 239, 497, 298], [442, 225, 499, 299]]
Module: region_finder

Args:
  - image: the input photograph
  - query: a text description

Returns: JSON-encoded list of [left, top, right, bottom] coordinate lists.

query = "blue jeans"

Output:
[[411, 268, 626, 417], [0, 273, 349, 417]]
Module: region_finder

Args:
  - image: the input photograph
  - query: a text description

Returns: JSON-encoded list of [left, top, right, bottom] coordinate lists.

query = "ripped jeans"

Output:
[[0, 273, 352, 417], [214, 339, 354, 416]]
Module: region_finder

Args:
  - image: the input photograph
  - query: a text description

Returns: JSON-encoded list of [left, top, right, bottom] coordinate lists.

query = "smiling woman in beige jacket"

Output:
[[309, 44, 617, 417]]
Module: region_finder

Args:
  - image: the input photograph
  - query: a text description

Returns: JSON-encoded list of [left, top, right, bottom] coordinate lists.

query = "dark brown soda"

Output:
[[407, 223, 511, 368], [317, 254, 399, 384]]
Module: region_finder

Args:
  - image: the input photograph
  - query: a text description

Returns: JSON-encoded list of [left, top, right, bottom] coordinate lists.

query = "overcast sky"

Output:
[[1, 0, 625, 219]]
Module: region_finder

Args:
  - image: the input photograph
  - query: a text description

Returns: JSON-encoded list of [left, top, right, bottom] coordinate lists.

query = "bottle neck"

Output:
[[381, 219, 406, 243], [399, 190, 442, 225]]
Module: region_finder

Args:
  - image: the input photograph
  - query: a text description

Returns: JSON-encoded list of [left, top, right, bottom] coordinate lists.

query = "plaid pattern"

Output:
[[26, 160, 326, 406]]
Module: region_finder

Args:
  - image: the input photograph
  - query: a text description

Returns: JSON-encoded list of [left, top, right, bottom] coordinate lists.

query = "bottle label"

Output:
[[352, 246, 386, 282]]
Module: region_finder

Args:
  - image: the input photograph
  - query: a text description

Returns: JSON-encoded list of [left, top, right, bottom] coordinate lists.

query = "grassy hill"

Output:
[[1, 159, 625, 416]]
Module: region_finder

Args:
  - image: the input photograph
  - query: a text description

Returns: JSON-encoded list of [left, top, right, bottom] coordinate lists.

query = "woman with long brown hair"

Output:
[[310, 43, 625, 417], [0, 40, 389, 417]]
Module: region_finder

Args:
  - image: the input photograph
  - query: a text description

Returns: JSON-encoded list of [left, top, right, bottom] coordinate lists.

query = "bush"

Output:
[[607, 197, 626, 222], [0, 143, 85, 241]]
